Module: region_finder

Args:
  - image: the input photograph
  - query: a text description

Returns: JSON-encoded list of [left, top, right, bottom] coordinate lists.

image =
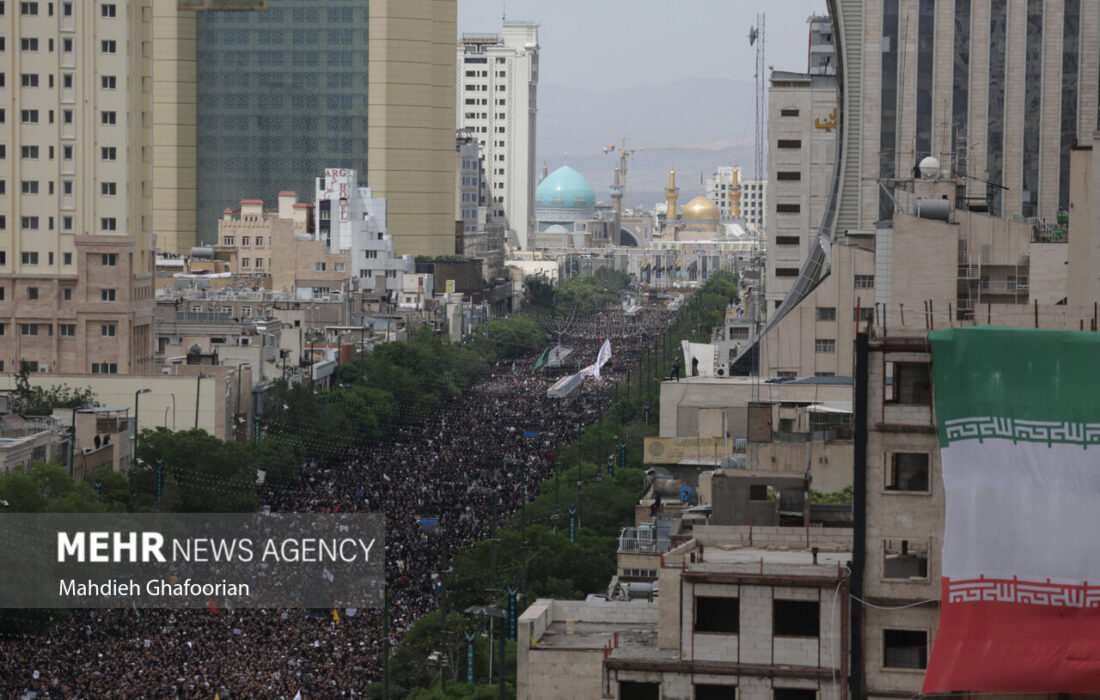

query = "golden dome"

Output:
[[682, 195, 720, 221]]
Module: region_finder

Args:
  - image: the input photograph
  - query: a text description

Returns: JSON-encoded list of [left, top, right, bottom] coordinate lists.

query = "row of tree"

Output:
[[382, 271, 740, 698]]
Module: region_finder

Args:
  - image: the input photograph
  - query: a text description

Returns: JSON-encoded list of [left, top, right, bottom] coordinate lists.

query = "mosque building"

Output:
[[532, 165, 597, 248]]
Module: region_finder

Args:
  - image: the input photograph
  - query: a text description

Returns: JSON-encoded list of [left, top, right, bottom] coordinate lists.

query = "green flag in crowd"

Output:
[[532, 347, 551, 373]]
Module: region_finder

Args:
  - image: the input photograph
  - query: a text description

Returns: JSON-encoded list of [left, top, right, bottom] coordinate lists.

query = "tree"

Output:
[[135, 428, 257, 512], [12, 362, 96, 416]]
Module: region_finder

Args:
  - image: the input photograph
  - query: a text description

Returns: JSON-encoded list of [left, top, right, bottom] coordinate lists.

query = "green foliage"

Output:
[[0, 462, 116, 513], [134, 428, 257, 512], [810, 485, 854, 504], [12, 362, 96, 416], [522, 275, 556, 309], [376, 609, 516, 699]]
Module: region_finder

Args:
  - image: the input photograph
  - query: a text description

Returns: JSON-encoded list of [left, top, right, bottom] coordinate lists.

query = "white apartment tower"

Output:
[[740, 179, 767, 233], [0, 0, 155, 375], [314, 168, 407, 295], [704, 165, 742, 219], [456, 21, 539, 249]]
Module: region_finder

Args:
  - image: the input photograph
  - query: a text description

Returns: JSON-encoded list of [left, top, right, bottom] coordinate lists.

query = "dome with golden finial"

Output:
[[681, 195, 721, 232]]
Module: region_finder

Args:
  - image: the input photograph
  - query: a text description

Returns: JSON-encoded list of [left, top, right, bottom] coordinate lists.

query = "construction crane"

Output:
[[603, 138, 709, 245]]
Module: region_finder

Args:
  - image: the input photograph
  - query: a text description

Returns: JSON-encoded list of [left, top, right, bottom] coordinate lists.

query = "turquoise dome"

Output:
[[535, 166, 596, 209]]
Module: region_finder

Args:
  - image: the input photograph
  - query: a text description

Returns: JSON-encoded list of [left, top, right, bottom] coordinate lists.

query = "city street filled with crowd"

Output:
[[0, 298, 675, 699]]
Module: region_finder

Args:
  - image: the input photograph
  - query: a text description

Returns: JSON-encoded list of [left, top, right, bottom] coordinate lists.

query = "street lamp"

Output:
[[194, 373, 213, 430], [133, 388, 151, 463]]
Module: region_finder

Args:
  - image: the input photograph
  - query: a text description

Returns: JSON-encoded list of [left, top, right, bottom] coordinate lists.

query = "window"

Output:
[[100, 288, 115, 301], [773, 600, 820, 637], [776, 203, 801, 213], [853, 307, 875, 323], [780, 108, 800, 117], [694, 597, 738, 634], [62, 145, 73, 160], [773, 691, 816, 700], [20, 2, 36, 14], [20, 323, 39, 336], [241, 258, 250, 268], [775, 268, 799, 277], [255, 258, 263, 268], [886, 362, 932, 404], [884, 539, 929, 579], [101, 75, 116, 89], [21, 145, 38, 159], [619, 682, 660, 700], [815, 307, 836, 321], [884, 629, 927, 669], [815, 339, 836, 353], [101, 111, 116, 125], [749, 484, 770, 501], [101, 40, 116, 54], [60, 324, 75, 336], [63, 74, 73, 90], [100, 217, 117, 231], [101, 182, 117, 196], [21, 73, 38, 87], [334, 262, 345, 272], [887, 453, 930, 492], [777, 171, 802, 181], [775, 236, 799, 245], [21, 180, 39, 194], [21, 38, 39, 51], [0, 287, 3, 300], [91, 363, 118, 374], [854, 274, 875, 288], [100, 2, 115, 17], [315, 262, 327, 272], [21, 252, 39, 264], [101, 324, 116, 337], [101, 147, 117, 161], [694, 686, 736, 700], [62, 37, 72, 52], [241, 236, 250, 246], [62, 109, 72, 124], [21, 109, 39, 123], [62, 287, 71, 300], [255, 236, 263, 247], [222, 236, 234, 246], [777, 139, 802, 148], [63, 253, 72, 266], [63, 1, 71, 15]]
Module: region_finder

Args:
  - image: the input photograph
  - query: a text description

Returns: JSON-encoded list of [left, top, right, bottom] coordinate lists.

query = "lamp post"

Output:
[[194, 373, 213, 430], [133, 388, 151, 463]]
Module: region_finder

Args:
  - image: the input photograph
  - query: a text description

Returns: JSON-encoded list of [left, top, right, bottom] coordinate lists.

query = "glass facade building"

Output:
[[195, 1, 369, 242]]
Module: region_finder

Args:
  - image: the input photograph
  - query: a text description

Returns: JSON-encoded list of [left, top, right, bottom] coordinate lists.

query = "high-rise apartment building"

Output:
[[740, 179, 768, 233], [193, 1, 370, 246], [151, 0, 267, 256], [736, 0, 1100, 378], [0, 0, 155, 375], [456, 22, 539, 249], [764, 70, 837, 314], [704, 166, 742, 219], [367, 0, 457, 258]]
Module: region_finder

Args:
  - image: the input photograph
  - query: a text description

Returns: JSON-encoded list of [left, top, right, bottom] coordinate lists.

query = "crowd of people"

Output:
[[0, 298, 676, 699]]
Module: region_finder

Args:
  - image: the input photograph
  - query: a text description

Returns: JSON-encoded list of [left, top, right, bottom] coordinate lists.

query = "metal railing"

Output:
[[618, 529, 671, 554]]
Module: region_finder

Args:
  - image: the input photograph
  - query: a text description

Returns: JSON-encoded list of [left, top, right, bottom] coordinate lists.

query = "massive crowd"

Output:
[[0, 298, 676, 699]]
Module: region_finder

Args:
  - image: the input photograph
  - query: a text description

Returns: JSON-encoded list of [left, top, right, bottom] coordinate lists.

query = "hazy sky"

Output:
[[457, 0, 829, 91]]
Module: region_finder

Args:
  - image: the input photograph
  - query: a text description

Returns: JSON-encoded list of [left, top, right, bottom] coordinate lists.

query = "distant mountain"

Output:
[[535, 77, 761, 208]]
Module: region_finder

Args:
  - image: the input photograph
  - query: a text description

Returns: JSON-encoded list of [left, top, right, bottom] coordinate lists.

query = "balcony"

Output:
[[618, 527, 670, 555]]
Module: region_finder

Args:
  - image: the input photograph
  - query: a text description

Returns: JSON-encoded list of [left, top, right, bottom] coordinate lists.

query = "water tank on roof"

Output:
[[915, 198, 951, 221], [918, 156, 941, 179], [190, 247, 214, 259]]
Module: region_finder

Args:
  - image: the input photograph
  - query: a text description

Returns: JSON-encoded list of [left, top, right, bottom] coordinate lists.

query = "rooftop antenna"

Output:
[[502, 0, 506, 23]]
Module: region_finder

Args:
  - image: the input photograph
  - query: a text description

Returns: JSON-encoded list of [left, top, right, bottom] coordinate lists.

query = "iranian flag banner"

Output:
[[924, 327, 1100, 693]]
